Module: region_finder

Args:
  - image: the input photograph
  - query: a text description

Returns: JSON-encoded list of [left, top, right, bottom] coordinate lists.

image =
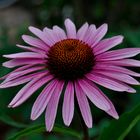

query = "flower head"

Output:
[[1, 19, 140, 131]]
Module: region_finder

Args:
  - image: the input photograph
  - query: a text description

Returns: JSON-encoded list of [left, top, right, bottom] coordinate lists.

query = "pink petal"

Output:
[[45, 81, 64, 131], [77, 22, 89, 40], [16, 44, 46, 54], [0, 65, 33, 80], [22, 35, 49, 50], [78, 79, 109, 110], [31, 79, 58, 120], [0, 71, 48, 88], [29, 26, 51, 46], [3, 58, 46, 68], [91, 24, 108, 47], [5, 66, 45, 82], [62, 82, 74, 126], [94, 64, 140, 77], [86, 73, 136, 93], [78, 79, 119, 119], [8, 73, 53, 108], [98, 59, 140, 67], [75, 82, 92, 128], [93, 70, 140, 85], [3, 52, 45, 59], [82, 24, 96, 44], [64, 19, 76, 38], [94, 35, 124, 55], [53, 26, 67, 41], [96, 48, 140, 61], [43, 27, 58, 46]]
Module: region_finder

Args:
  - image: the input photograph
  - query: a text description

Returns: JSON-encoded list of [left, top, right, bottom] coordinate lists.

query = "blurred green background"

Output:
[[0, 0, 140, 140]]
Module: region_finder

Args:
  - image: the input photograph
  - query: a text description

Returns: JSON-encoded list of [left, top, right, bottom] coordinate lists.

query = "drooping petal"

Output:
[[75, 82, 92, 128], [93, 70, 140, 85], [22, 35, 49, 50], [31, 79, 57, 120], [94, 64, 140, 77], [64, 19, 76, 38], [53, 26, 67, 41], [77, 22, 89, 40], [91, 24, 108, 47], [45, 81, 64, 131], [78, 79, 119, 119], [3, 52, 45, 59], [96, 48, 140, 61], [98, 59, 140, 67], [86, 73, 136, 93], [62, 82, 74, 126], [8, 73, 53, 108], [94, 35, 124, 55], [3, 58, 46, 68]]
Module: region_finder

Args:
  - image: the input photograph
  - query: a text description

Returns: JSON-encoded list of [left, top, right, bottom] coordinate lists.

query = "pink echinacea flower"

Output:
[[1, 19, 140, 131]]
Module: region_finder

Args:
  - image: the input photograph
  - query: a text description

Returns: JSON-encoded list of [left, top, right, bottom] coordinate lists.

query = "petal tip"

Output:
[[30, 115, 36, 121], [114, 115, 119, 120], [87, 123, 93, 128], [28, 26, 37, 32], [63, 119, 71, 126], [127, 88, 136, 93], [22, 35, 27, 40], [65, 18, 71, 23]]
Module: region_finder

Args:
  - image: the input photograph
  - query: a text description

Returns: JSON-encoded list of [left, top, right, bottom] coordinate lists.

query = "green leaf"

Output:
[[99, 103, 140, 140], [8, 124, 82, 140], [0, 111, 27, 128]]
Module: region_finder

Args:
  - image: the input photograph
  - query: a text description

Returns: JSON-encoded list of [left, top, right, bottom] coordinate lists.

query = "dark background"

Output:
[[0, 0, 140, 140]]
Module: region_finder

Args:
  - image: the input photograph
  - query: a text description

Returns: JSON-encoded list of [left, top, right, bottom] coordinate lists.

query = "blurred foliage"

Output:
[[0, 0, 140, 140]]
